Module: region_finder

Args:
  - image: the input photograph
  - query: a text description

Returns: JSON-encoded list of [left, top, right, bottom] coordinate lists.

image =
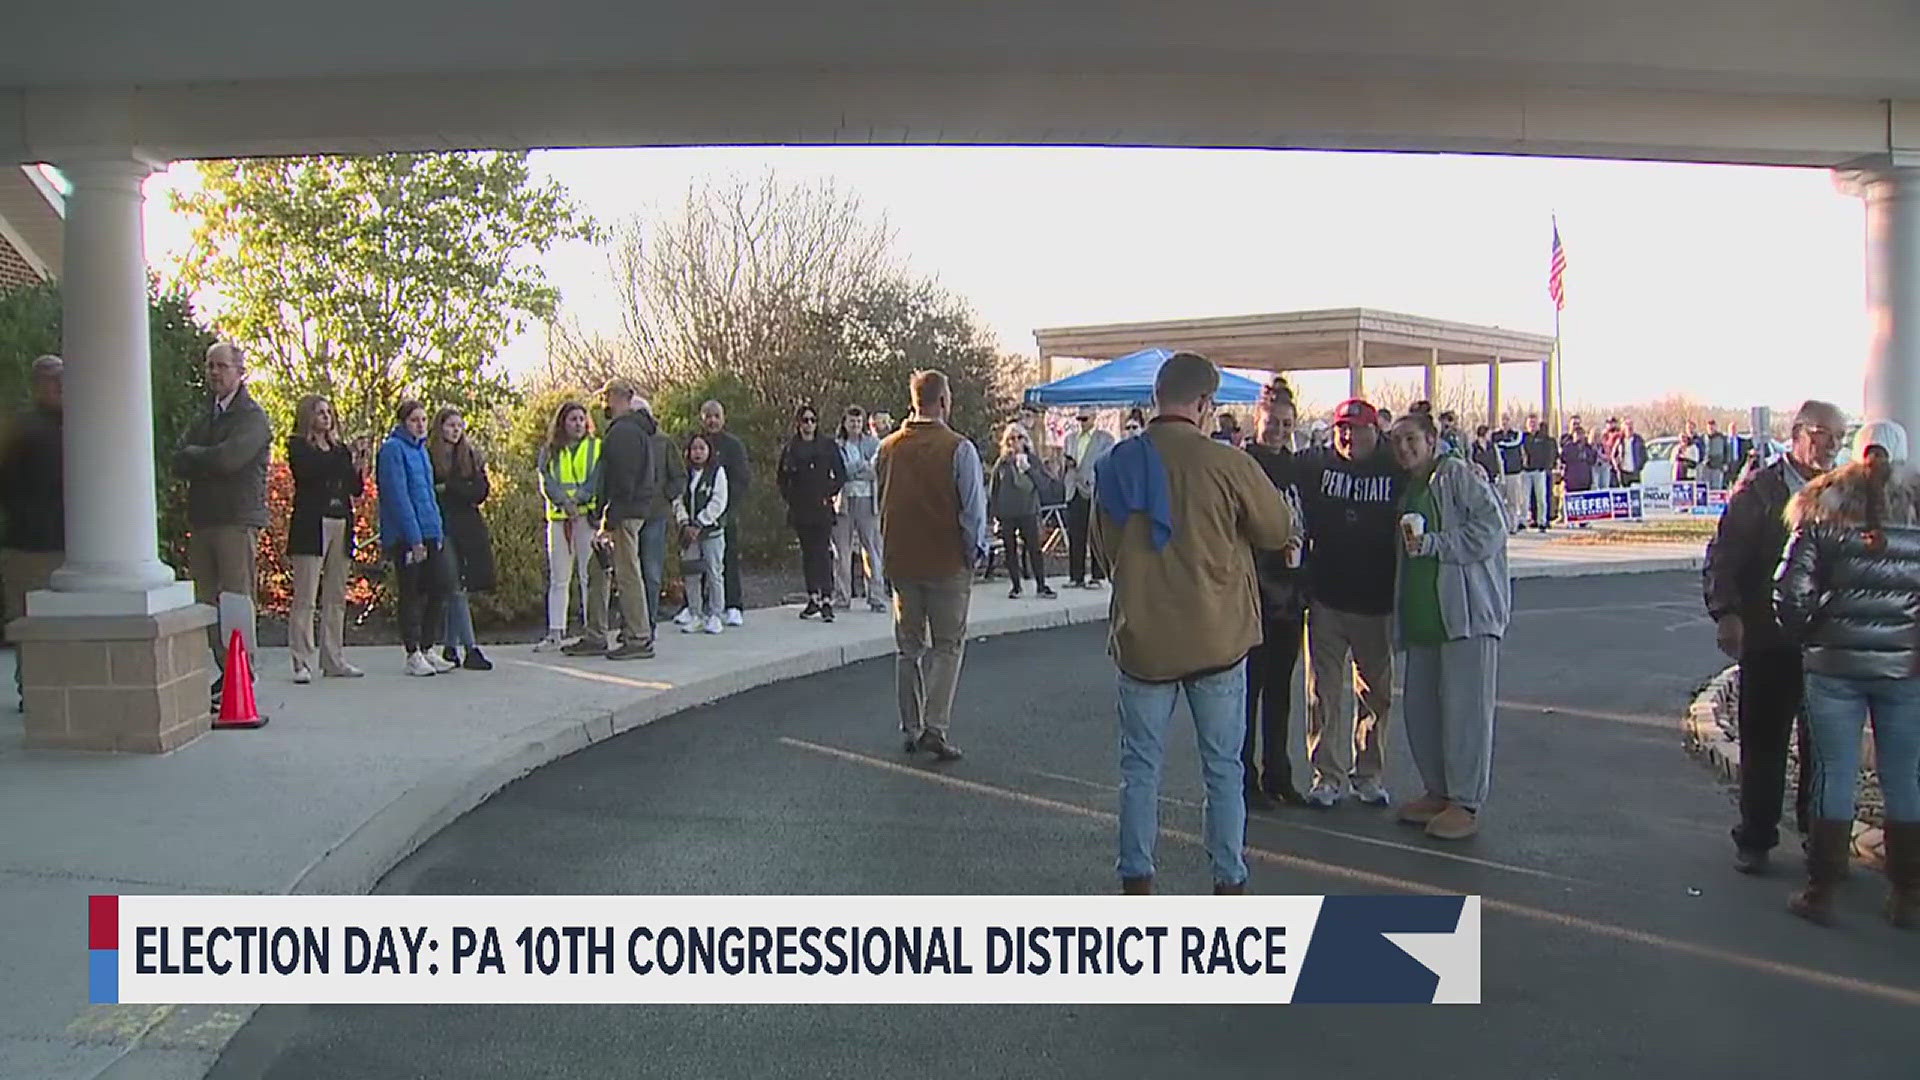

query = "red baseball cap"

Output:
[[1332, 399, 1379, 427]]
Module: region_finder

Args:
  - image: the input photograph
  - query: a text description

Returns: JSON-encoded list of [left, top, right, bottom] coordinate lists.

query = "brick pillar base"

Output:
[[10, 604, 217, 753]]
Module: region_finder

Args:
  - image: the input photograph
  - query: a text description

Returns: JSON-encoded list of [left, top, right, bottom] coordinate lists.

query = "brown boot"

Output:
[[1121, 876, 1153, 896], [1884, 821, 1920, 929], [1788, 819, 1853, 926], [1213, 880, 1246, 896]]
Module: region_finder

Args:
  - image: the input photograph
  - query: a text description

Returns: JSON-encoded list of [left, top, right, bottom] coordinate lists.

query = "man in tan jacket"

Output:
[[1094, 352, 1293, 896]]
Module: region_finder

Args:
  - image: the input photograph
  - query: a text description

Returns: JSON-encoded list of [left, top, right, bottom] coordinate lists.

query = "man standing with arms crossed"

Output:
[[1096, 352, 1293, 894], [173, 342, 271, 696], [1705, 399, 1844, 874], [876, 370, 989, 762], [1062, 407, 1115, 589]]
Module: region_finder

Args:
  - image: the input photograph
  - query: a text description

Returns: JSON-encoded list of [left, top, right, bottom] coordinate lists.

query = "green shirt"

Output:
[[1399, 468, 1448, 647]]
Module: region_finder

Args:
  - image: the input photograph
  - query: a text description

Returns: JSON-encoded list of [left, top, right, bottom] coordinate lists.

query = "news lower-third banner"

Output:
[[90, 894, 1480, 1005]]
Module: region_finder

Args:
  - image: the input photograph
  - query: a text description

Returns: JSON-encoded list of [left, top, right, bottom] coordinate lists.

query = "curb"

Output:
[[1681, 663, 1886, 869], [107, 597, 1111, 1078], [1512, 555, 1703, 580]]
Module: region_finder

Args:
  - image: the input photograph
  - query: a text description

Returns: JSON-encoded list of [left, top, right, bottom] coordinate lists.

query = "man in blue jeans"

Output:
[[1093, 352, 1294, 895]]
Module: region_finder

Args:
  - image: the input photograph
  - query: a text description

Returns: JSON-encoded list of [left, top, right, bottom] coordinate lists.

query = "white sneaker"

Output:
[[426, 651, 457, 674], [673, 608, 694, 627], [531, 633, 564, 653], [723, 608, 744, 627], [1352, 776, 1392, 807], [703, 615, 724, 635], [1304, 781, 1346, 809], [679, 618, 701, 634], [405, 652, 437, 677], [325, 663, 365, 679], [291, 664, 312, 685]]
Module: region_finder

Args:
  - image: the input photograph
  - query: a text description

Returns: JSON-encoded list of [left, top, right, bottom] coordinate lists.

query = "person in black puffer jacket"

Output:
[[1774, 420, 1920, 930], [1244, 389, 1309, 809], [777, 404, 847, 621]]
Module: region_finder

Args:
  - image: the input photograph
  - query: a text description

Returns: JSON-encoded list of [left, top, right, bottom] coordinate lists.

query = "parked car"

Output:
[[1640, 435, 1786, 489]]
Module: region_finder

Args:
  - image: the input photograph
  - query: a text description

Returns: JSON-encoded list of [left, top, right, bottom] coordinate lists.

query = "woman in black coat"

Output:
[[285, 394, 366, 682], [777, 403, 847, 622], [429, 407, 495, 670]]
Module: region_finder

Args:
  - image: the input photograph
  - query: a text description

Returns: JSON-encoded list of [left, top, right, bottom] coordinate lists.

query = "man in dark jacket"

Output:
[[1245, 401, 1309, 809], [173, 343, 271, 678], [700, 400, 752, 625], [632, 399, 687, 631], [1521, 414, 1558, 531], [1, 356, 64, 700], [1704, 398, 1844, 874], [1295, 398, 1404, 809], [591, 378, 656, 660], [1492, 422, 1526, 531]]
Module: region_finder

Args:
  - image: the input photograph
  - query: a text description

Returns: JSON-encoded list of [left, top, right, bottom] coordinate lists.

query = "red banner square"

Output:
[[88, 895, 117, 951]]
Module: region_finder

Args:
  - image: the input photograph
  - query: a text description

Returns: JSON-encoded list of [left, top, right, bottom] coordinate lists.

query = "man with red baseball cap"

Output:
[[1294, 397, 1406, 809]]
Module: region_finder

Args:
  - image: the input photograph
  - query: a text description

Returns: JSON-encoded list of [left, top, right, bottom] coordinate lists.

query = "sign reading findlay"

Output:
[[89, 894, 1481, 1006]]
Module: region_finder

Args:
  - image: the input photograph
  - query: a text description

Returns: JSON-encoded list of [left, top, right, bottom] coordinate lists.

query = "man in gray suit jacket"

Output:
[[1062, 408, 1117, 588]]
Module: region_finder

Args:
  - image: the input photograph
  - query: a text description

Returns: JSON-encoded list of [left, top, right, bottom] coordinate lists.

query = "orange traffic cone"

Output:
[[212, 629, 267, 730]]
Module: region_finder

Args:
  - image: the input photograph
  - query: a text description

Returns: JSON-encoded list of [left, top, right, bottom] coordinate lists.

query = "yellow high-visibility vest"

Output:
[[545, 437, 601, 520]]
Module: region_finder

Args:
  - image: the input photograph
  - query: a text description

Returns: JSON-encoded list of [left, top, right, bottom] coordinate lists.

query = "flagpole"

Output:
[[1554, 305, 1564, 435]]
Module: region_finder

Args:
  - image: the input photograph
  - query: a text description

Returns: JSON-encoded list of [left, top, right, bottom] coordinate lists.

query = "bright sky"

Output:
[[140, 147, 1868, 414]]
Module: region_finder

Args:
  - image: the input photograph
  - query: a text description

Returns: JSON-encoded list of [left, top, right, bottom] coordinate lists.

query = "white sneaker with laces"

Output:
[[723, 608, 744, 627], [703, 615, 724, 634], [1304, 781, 1346, 809], [405, 651, 437, 677], [673, 608, 694, 627], [531, 633, 564, 653], [679, 617, 701, 634], [291, 664, 312, 685], [325, 663, 366, 679], [1352, 776, 1392, 807], [426, 651, 457, 674]]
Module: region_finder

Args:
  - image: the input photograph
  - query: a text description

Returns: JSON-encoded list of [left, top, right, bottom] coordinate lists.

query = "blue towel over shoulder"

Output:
[[1095, 432, 1174, 551]]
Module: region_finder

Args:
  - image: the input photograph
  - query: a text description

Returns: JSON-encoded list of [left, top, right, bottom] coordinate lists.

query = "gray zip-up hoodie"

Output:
[[1393, 453, 1512, 647]]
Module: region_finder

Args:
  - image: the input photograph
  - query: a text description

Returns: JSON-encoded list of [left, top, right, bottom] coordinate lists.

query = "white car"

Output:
[[1640, 435, 1787, 489]]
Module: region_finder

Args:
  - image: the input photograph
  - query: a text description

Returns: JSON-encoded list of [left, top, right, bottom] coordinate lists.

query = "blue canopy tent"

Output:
[[1022, 347, 1266, 408]]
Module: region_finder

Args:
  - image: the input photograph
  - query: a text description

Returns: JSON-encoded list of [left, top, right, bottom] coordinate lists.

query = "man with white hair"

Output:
[[1704, 398, 1846, 875], [173, 342, 272, 692]]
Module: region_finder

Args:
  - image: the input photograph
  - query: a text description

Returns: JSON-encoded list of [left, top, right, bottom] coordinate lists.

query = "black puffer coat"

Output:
[[1774, 462, 1920, 678]]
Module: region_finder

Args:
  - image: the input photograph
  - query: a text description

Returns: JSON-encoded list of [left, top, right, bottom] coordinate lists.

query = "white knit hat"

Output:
[[1853, 419, 1910, 465]]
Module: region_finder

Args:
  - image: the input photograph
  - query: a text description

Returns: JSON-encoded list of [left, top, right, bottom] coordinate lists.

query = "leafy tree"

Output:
[[0, 278, 215, 570], [172, 152, 600, 440]]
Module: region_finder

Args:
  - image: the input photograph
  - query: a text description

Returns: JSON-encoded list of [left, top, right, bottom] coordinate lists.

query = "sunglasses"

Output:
[[799, 416, 818, 425]]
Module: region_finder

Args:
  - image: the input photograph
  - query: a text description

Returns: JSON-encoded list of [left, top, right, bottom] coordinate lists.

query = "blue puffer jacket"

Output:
[[376, 426, 444, 551]]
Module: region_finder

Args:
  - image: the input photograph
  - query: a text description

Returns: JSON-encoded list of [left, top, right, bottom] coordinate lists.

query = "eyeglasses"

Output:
[[799, 416, 818, 425]]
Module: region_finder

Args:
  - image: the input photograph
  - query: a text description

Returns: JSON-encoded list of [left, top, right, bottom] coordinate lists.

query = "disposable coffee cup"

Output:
[[1400, 513, 1426, 549]]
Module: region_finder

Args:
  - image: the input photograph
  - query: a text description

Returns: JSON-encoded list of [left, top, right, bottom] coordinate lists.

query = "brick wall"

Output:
[[0, 231, 46, 291]]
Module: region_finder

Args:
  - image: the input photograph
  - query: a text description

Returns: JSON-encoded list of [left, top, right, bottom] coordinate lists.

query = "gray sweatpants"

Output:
[[1401, 636, 1500, 812]]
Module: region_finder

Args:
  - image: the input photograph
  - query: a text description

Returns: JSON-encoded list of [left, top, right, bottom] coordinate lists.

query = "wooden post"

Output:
[[1488, 355, 1502, 428]]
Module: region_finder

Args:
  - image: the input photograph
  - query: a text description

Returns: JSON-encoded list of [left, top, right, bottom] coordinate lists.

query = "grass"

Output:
[[1542, 518, 1718, 545]]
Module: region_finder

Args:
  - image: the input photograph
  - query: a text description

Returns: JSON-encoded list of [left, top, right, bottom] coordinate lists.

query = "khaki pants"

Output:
[[1500, 474, 1525, 529], [2, 548, 63, 629], [547, 517, 608, 639], [610, 519, 653, 648], [289, 517, 351, 674], [892, 572, 973, 739], [1304, 600, 1394, 788], [190, 524, 258, 671]]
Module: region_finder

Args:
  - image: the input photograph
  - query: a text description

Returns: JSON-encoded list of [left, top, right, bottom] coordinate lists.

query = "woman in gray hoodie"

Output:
[[1387, 411, 1512, 841]]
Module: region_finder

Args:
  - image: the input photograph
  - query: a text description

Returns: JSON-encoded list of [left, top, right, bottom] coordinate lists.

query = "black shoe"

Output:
[[1733, 847, 1770, 875], [1036, 585, 1057, 599], [820, 604, 835, 623], [607, 639, 655, 660], [1245, 786, 1278, 812], [441, 645, 459, 666], [800, 599, 821, 619], [918, 731, 964, 761], [561, 635, 608, 656], [1009, 586, 1023, 599], [1067, 580, 1086, 589], [1268, 784, 1308, 807], [462, 648, 493, 671]]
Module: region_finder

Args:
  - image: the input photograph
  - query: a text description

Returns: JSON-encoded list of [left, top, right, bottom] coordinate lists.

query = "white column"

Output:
[[1487, 355, 1502, 428], [1853, 165, 1920, 436], [30, 156, 193, 617], [1423, 347, 1439, 402], [1347, 335, 1364, 398]]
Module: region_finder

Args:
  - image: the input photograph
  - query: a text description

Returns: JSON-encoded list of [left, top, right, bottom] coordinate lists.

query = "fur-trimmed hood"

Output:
[[1786, 461, 1920, 529]]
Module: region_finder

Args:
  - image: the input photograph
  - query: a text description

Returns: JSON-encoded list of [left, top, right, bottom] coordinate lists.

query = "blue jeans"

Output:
[[639, 517, 669, 629], [443, 591, 477, 649], [1116, 661, 1249, 886], [1803, 672, 1920, 822]]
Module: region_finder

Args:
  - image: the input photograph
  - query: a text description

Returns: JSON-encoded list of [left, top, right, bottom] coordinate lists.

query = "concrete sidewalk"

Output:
[[0, 547, 1703, 1079], [1507, 532, 1704, 578]]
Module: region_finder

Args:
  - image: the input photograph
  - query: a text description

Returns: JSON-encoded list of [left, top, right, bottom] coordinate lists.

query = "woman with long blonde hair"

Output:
[[988, 422, 1055, 600], [284, 393, 366, 682]]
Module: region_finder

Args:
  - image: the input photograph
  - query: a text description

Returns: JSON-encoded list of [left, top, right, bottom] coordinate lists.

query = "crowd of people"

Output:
[[3, 342, 1912, 923]]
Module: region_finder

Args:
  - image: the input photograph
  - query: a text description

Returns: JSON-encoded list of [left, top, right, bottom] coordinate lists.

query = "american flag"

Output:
[[1547, 220, 1567, 311]]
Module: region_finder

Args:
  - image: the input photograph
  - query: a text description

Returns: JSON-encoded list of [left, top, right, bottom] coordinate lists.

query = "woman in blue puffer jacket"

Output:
[[377, 400, 456, 677]]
